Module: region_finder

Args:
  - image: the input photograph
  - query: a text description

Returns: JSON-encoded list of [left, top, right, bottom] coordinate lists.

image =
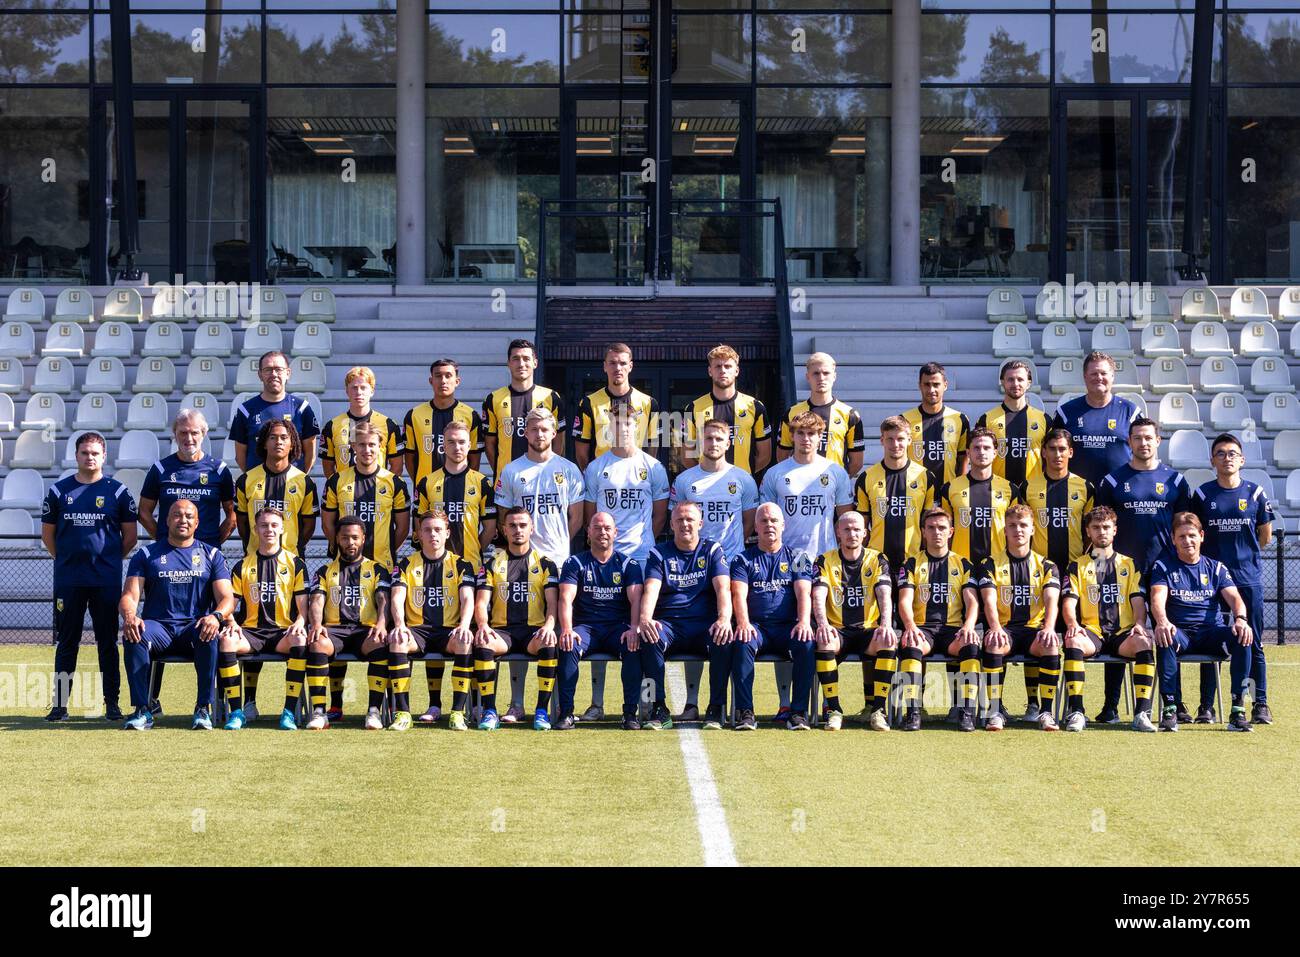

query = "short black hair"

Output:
[[1211, 432, 1243, 455], [1042, 426, 1073, 449], [918, 362, 947, 380], [429, 357, 459, 375], [501, 505, 532, 522], [75, 431, 106, 453], [507, 339, 536, 359], [1128, 416, 1159, 437], [335, 515, 367, 538]]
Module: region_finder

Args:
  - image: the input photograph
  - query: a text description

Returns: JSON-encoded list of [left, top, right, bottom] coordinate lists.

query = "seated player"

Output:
[[638, 502, 733, 731], [557, 511, 644, 730], [119, 500, 234, 730], [897, 508, 981, 732], [472, 507, 561, 731], [1148, 512, 1256, 732], [307, 516, 392, 730], [811, 511, 894, 732], [389, 510, 477, 730], [1060, 505, 1155, 732], [977, 505, 1062, 731], [216, 508, 312, 731], [730, 503, 816, 731]]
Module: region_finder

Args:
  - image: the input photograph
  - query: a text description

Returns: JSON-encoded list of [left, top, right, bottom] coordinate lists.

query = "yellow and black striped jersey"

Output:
[[403, 400, 484, 486], [976, 402, 1052, 487], [234, 464, 319, 557], [1023, 472, 1094, 575], [902, 405, 970, 486], [393, 550, 477, 629], [901, 550, 977, 628], [978, 551, 1060, 630], [575, 386, 660, 457], [854, 460, 933, 569], [323, 466, 410, 567], [684, 391, 771, 475], [778, 398, 865, 469], [932, 474, 1021, 567], [813, 546, 889, 631], [477, 547, 559, 629], [320, 409, 403, 472], [1065, 550, 1144, 636], [311, 556, 391, 628], [414, 467, 495, 569], [483, 384, 566, 481], [230, 549, 310, 629]]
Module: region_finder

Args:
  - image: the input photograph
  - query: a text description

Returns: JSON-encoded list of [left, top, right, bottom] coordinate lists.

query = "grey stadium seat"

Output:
[[1261, 392, 1300, 431], [0, 321, 36, 359], [242, 322, 283, 357], [1041, 322, 1082, 358], [1134, 286, 1174, 323], [1287, 470, 1300, 508], [151, 285, 186, 321], [74, 393, 118, 432], [1156, 392, 1201, 432], [103, 287, 144, 323], [184, 356, 227, 394], [1117, 391, 1148, 418], [1111, 356, 1142, 392], [297, 286, 337, 323], [1239, 321, 1282, 358], [291, 321, 332, 358], [1168, 430, 1210, 470], [291, 356, 326, 393], [0, 357, 23, 394], [193, 321, 233, 358], [53, 287, 95, 324], [92, 320, 135, 359], [5, 287, 45, 321], [1242, 468, 1276, 503], [84, 357, 126, 394], [1229, 286, 1270, 323], [1198, 357, 1243, 393], [1150, 357, 1193, 393], [0, 508, 35, 537], [21, 393, 65, 430], [142, 320, 184, 358], [1090, 322, 1133, 356], [1181, 287, 1220, 323], [42, 322, 85, 358], [111, 468, 147, 502], [252, 287, 289, 323], [1034, 287, 1066, 321], [234, 356, 261, 393], [134, 357, 177, 394], [1048, 358, 1082, 395], [125, 393, 169, 431], [10, 430, 55, 470], [1209, 392, 1251, 431], [1141, 321, 1183, 358], [33, 357, 75, 394], [181, 392, 221, 428], [1250, 356, 1293, 394], [0, 393, 13, 431], [1274, 431, 1300, 469], [1, 469, 46, 510], [1280, 286, 1300, 324], [1189, 321, 1233, 358], [116, 430, 161, 470]]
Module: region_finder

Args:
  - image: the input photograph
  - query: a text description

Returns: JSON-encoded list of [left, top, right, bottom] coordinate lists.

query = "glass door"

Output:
[[1145, 96, 1212, 286], [1058, 94, 1133, 284], [185, 98, 253, 282]]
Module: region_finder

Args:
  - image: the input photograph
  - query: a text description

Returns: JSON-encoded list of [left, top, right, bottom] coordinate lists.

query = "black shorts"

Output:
[[836, 625, 872, 659], [241, 626, 287, 655], [496, 624, 537, 653], [1092, 628, 1134, 658], [410, 624, 454, 655], [331, 625, 373, 657], [1006, 625, 1041, 657], [918, 625, 962, 656]]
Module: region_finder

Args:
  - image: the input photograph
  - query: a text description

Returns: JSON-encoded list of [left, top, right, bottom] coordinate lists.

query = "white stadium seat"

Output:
[[1189, 321, 1233, 358], [1150, 356, 1193, 393], [1261, 391, 1300, 431], [229, 392, 256, 428], [10, 430, 54, 470], [92, 320, 135, 358], [1111, 356, 1141, 392], [1274, 431, 1300, 469], [1209, 392, 1251, 431], [1090, 322, 1132, 356], [0, 321, 35, 358], [1084, 284, 1124, 324], [181, 392, 221, 428], [1240, 321, 1283, 358], [42, 322, 85, 358], [1280, 286, 1300, 323], [234, 356, 261, 393], [134, 356, 176, 394], [291, 356, 326, 393], [33, 357, 75, 394], [1233, 432, 1265, 466], [1182, 468, 1215, 491], [1134, 286, 1174, 323], [151, 285, 186, 321], [1242, 468, 1276, 503], [1287, 470, 1300, 508], [1168, 429, 1210, 470], [297, 286, 337, 323], [0, 358, 23, 394], [1141, 321, 1184, 357], [1034, 287, 1065, 321], [142, 320, 184, 358], [125, 393, 169, 431], [5, 287, 45, 321], [1041, 322, 1081, 358], [1, 469, 45, 510], [0, 508, 34, 537], [193, 321, 233, 357], [60, 431, 89, 470], [1117, 391, 1148, 418], [0, 393, 13, 431], [116, 430, 160, 469], [1181, 287, 1220, 322], [196, 285, 240, 322], [1048, 357, 1083, 395], [242, 322, 283, 357], [184, 356, 226, 394], [1199, 357, 1243, 393], [1156, 392, 1202, 431], [83, 357, 126, 394], [111, 468, 147, 502], [303, 393, 323, 428], [1230, 286, 1270, 323], [221, 437, 241, 478], [53, 288, 95, 324], [1290, 323, 1300, 357], [1250, 356, 1293, 393], [74, 393, 118, 432], [252, 287, 289, 323], [992, 321, 1034, 358], [103, 287, 143, 323], [292, 321, 332, 358], [21, 393, 65, 431]]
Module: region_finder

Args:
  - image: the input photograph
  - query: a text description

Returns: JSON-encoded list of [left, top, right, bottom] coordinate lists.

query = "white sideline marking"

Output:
[[667, 666, 739, 867]]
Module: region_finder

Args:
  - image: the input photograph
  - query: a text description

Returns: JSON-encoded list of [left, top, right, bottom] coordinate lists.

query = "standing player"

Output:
[[777, 353, 865, 475], [42, 432, 138, 722], [557, 512, 644, 730], [761, 412, 853, 562], [472, 507, 561, 731], [320, 366, 404, 479], [977, 360, 1050, 488], [404, 358, 484, 486], [139, 409, 235, 546], [574, 342, 660, 469], [902, 361, 970, 487], [119, 499, 233, 730], [389, 510, 478, 730], [932, 426, 1020, 569], [638, 502, 732, 731], [1191, 433, 1275, 725], [855, 415, 933, 573], [729, 504, 816, 731], [1149, 513, 1255, 732], [483, 339, 565, 481], [229, 350, 320, 472], [322, 421, 410, 568], [1051, 351, 1140, 486], [682, 344, 771, 475]]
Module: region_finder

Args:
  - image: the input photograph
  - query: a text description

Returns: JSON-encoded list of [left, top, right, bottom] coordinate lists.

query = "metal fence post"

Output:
[[1277, 530, 1286, 645]]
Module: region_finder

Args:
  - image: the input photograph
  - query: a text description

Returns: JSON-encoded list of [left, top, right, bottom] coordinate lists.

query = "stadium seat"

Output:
[[1280, 286, 1300, 323], [242, 321, 282, 357], [60, 431, 90, 470], [297, 286, 337, 323], [1141, 321, 1184, 357], [5, 287, 45, 321], [0, 321, 35, 358], [1090, 322, 1132, 356], [184, 356, 226, 394], [1, 469, 44, 510], [1242, 468, 1276, 503], [151, 285, 186, 321], [1181, 287, 1220, 323], [1168, 429, 1210, 469], [125, 393, 169, 432], [1117, 391, 1148, 418], [221, 437, 241, 478], [1274, 431, 1300, 469], [141, 320, 184, 358], [1033, 287, 1066, 321], [33, 357, 74, 394], [92, 320, 135, 358], [229, 392, 256, 428], [1290, 323, 1300, 358], [1287, 470, 1300, 508], [20, 393, 65, 430], [1261, 392, 1300, 431], [134, 357, 176, 394], [234, 356, 261, 393], [42, 322, 85, 358], [291, 356, 326, 393], [0, 358, 22, 394], [1210, 392, 1251, 431], [1041, 322, 1082, 358], [103, 287, 143, 323], [1134, 286, 1174, 324], [1229, 286, 1270, 323], [193, 321, 233, 357], [252, 287, 289, 323], [1239, 321, 1283, 358], [73, 393, 118, 432], [1111, 356, 1141, 392], [1250, 356, 1293, 393], [1156, 392, 1202, 431], [303, 393, 323, 428], [1048, 357, 1083, 395], [84, 357, 126, 394], [195, 284, 240, 322], [10, 429, 54, 470], [1150, 356, 1193, 393], [112, 468, 147, 502], [1189, 321, 1233, 358], [53, 288, 95, 324], [116, 430, 160, 470], [1199, 357, 1243, 393], [292, 321, 332, 358], [1082, 284, 1123, 323], [0, 393, 13, 431], [0, 508, 34, 537], [1025, 392, 1046, 412], [1233, 431, 1265, 466], [181, 392, 221, 427], [1183, 468, 1215, 490]]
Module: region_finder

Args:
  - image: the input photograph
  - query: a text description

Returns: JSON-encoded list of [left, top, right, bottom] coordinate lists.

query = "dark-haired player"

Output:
[[977, 359, 1050, 487], [901, 361, 969, 487], [404, 357, 483, 485], [483, 339, 565, 481]]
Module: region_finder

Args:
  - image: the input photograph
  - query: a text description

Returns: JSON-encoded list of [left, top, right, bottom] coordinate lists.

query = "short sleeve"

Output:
[[729, 553, 752, 587], [901, 556, 919, 588], [209, 548, 230, 582], [559, 555, 582, 587], [576, 395, 595, 444], [218, 463, 236, 502], [847, 409, 866, 452], [402, 409, 417, 457], [482, 396, 497, 440], [834, 465, 853, 506], [298, 399, 321, 439], [957, 412, 971, 453], [708, 542, 730, 577], [550, 393, 567, 433], [494, 471, 515, 509], [1064, 561, 1081, 597], [583, 461, 600, 504], [566, 462, 585, 505], [126, 548, 149, 579], [960, 557, 979, 591], [1043, 560, 1061, 590], [684, 404, 699, 445], [542, 557, 560, 586], [975, 558, 995, 589], [1147, 560, 1172, 590], [385, 416, 404, 456], [777, 415, 793, 452], [140, 464, 161, 501], [740, 473, 759, 510], [309, 566, 326, 595], [229, 404, 249, 444], [651, 462, 670, 501], [1215, 561, 1236, 592], [790, 551, 814, 582], [300, 478, 319, 517], [1172, 473, 1192, 512], [458, 559, 477, 588], [1094, 476, 1115, 508], [320, 420, 338, 463], [374, 566, 392, 591], [752, 400, 771, 441], [323, 474, 340, 514], [480, 475, 497, 518], [643, 548, 665, 582], [118, 486, 138, 523], [234, 474, 249, 515], [471, 409, 486, 452], [759, 468, 777, 505], [293, 557, 310, 596], [1256, 487, 1276, 527], [623, 558, 644, 587], [392, 477, 410, 512], [476, 561, 493, 591]]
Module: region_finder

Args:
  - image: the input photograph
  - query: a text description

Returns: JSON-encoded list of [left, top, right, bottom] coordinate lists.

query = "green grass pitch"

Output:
[[2, 645, 1297, 866]]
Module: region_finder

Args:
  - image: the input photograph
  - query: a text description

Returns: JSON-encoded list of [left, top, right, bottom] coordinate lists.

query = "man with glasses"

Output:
[[230, 350, 320, 473]]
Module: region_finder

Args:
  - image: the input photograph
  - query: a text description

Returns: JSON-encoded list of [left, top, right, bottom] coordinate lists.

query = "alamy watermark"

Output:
[[1037, 275, 1157, 322]]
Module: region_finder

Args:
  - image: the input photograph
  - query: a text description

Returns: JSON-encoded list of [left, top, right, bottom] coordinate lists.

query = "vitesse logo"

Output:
[[819, 473, 830, 487], [192, 552, 201, 568], [56, 598, 64, 612], [779, 561, 789, 573], [96, 496, 105, 508], [612, 571, 622, 585], [1201, 573, 1209, 585], [637, 468, 648, 482], [1155, 483, 1166, 495], [697, 556, 707, 569], [727, 482, 738, 495], [554, 473, 566, 486], [200, 473, 209, 485], [1239, 499, 1249, 512]]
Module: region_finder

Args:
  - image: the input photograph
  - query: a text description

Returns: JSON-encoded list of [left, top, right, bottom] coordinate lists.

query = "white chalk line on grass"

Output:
[[666, 665, 739, 868]]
